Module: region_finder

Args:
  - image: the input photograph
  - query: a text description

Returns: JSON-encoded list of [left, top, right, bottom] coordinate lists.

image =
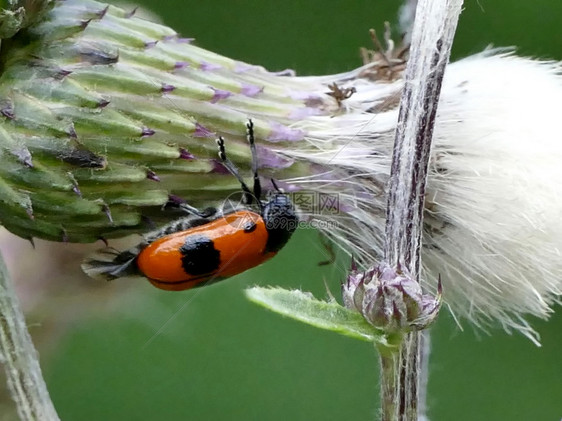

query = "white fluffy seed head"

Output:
[[426, 51, 562, 343], [282, 50, 562, 344]]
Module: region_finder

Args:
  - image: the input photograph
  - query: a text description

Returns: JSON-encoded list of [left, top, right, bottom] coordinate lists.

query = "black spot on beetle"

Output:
[[179, 235, 221, 276]]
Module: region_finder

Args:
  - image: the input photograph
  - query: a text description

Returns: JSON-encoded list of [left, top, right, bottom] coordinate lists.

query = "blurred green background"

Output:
[[5, 0, 562, 420]]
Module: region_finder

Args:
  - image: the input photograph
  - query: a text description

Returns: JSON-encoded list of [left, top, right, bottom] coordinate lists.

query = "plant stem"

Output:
[[380, 0, 463, 419], [418, 331, 432, 420], [0, 250, 59, 421], [378, 345, 400, 421]]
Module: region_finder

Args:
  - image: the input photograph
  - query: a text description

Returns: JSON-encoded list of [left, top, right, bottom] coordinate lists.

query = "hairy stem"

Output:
[[380, 0, 463, 419], [0, 251, 59, 421], [418, 331, 431, 420], [378, 345, 400, 421]]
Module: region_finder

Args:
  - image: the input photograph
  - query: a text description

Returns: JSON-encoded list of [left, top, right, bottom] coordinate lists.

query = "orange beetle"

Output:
[[82, 120, 298, 291]]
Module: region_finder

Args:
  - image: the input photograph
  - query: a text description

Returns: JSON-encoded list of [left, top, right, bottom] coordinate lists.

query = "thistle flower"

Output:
[[0, 0, 560, 342]]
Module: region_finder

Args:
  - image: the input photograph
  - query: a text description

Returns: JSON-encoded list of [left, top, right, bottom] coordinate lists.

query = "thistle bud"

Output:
[[343, 262, 441, 333]]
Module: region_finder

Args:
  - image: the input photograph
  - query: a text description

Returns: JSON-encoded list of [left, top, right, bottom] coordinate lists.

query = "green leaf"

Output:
[[246, 287, 386, 343]]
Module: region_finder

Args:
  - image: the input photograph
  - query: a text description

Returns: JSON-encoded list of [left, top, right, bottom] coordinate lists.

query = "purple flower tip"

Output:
[[97, 99, 110, 108], [179, 148, 195, 160], [200, 61, 222, 72], [336, 202, 354, 213], [67, 125, 78, 139], [257, 147, 293, 169], [163, 34, 178, 41], [211, 160, 230, 174], [19, 153, 33, 168], [26, 208, 34, 220], [176, 37, 195, 44], [80, 19, 92, 29], [72, 184, 82, 197], [174, 61, 189, 70], [141, 127, 155, 137], [161, 83, 176, 93], [241, 83, 264, 97], [267, 122, 306, 142], [97, 6, 109, 19], [289, 107, 322, 120], [210, 87, 232, 103], [168, 194, 186, 205], [147, 170, 160, 182], [1, 106, 14, 119], [55, 69, 72, 79], [145, 40, 158, 49], [350, 257, 358, 272], [194, 122, 214, 138], [125, 7, 138, 18]]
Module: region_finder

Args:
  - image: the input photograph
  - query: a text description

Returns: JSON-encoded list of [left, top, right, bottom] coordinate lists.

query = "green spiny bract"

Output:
[[0, 0, 346, 243]]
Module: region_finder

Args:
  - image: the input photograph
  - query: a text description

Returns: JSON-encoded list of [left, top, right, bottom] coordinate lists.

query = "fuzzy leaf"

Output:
[[246, 286, 386, 343]]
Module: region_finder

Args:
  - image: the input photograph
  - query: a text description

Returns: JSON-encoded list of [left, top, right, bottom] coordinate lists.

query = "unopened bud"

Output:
[[343, 262, 441, 333]]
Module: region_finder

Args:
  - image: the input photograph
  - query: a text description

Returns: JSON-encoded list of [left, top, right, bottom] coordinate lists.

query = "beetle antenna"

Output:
[[271, 178, 283, 192], [246, 119, 262, 202], [216, 136, 254, 205]]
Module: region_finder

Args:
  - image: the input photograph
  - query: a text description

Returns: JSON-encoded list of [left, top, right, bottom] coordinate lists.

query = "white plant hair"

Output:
[[281, 50, 562, 344]]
